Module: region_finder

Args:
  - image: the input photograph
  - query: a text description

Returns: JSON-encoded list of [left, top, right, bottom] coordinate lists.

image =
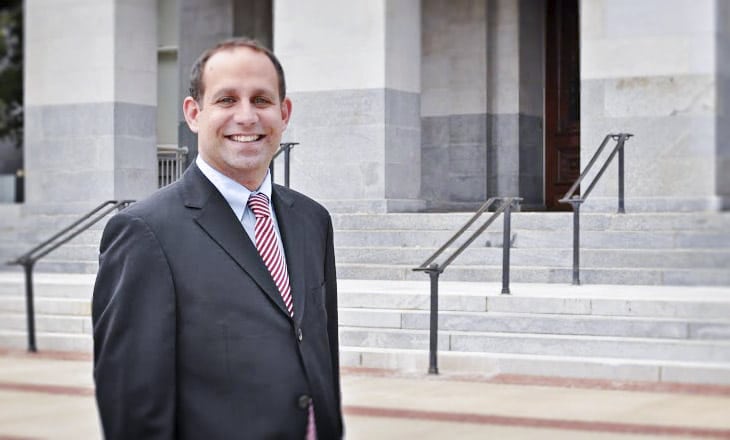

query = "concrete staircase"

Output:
[[1, 210, 729, 385], [338, 280, 730, 385], [332, 211, 730, 286], [0, 273, 94, 353], [4, 210, 729, 286], [0, 210, 107, 275], [2, 274, 729, 385]]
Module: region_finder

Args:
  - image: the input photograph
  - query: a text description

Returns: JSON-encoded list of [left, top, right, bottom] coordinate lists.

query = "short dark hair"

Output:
[[188, 38, 287, 103]]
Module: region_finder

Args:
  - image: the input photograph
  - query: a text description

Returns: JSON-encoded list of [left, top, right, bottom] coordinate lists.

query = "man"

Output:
[[92, 38, 343, 439]]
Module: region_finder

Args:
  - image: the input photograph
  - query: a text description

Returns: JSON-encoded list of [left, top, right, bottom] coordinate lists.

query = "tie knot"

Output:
[[248, 193, 271, 219]]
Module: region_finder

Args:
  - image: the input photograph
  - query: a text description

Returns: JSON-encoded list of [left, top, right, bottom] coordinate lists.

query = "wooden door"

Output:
[[545, 0, 580, 210]]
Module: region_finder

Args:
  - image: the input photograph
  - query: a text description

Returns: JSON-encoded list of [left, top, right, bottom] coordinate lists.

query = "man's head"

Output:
[[183, 38, 292, 190]]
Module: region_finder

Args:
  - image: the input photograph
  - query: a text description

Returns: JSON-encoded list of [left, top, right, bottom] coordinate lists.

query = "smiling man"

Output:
[[92, 39, 343, 439]]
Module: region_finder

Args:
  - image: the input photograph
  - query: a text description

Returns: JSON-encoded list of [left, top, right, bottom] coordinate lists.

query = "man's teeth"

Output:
[[229, 134, 261, 142]]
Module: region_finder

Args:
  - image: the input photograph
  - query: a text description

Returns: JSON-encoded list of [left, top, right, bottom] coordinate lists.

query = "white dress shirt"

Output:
[[195, 155, 286, 258]]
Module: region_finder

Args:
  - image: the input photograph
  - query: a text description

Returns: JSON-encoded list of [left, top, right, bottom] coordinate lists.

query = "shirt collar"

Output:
[[196, 155, 272, 220]]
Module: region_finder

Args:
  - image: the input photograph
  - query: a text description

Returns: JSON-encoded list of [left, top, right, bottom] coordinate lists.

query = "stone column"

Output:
[[274, 0, 423, 213], [421, 0, 488, 211], [486, 0, 520, 201], [485, 0, 544, 208], [24, 0, 157, 212], [581, 0, 721, 211], [517, 0, 545, 209], [177, 0, 234, 162], [717, 0, 730, 210]]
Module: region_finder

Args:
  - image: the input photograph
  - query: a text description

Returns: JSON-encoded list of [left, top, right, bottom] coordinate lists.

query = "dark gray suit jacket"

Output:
[[92, 164, 342, 439]]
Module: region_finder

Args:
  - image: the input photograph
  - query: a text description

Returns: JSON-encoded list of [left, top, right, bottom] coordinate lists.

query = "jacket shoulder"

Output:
[[274, 184, 330, 218], [112, 181, 185, 226]]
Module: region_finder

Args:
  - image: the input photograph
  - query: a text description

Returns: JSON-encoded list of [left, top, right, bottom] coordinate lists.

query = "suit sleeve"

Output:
[[92, 212, 176, 440], [324, 213, 343, 434]]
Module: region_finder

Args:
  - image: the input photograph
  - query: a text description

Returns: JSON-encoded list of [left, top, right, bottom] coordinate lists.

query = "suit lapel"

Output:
[[181, 165, 292, 319], [272, 186, 307, 327]]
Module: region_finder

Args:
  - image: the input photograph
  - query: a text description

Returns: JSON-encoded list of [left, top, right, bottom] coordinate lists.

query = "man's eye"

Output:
[[253, 96, 271, 105], [218, 97, 235, 104]]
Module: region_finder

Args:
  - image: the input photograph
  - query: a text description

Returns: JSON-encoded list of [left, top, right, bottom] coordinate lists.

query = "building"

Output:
[[2, 0, 725, 221], [1, 0, 729, 383]]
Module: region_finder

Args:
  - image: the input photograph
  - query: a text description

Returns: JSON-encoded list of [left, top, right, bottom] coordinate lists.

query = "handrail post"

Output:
[[284, 144, 291, 188], [560, 133, 632, 286], [22, 260, 37, 352], [569, 198, 582, 285], [426, 263, 440, 375], [617, 138, 625, 214], [501, 199, 513, 295], [270, 142, 299, 188]]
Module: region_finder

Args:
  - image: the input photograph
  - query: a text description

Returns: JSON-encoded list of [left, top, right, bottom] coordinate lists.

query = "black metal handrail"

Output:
[[6, 200, 134, 352], [559, 133, 633, 285], [270, 142, 299, 188], [413, 196, 522, 375]]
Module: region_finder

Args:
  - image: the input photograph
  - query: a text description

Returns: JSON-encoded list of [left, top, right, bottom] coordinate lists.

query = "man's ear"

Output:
[[182, 97, 201, 133], [280, 97, 292, 128]]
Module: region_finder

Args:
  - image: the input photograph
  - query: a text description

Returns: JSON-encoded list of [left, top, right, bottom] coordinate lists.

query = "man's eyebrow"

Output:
[[249, 87, 277, 97], [208, 87, 277, 100], [209, 87, 239, 98]]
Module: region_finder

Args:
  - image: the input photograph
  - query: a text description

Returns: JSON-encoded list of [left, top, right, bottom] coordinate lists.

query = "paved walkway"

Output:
[[1, 350, 730, 439]]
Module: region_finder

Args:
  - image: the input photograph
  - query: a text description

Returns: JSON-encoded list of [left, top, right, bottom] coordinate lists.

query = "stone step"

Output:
[[0, 297, 90, 316], [335, 247, 730, 269], [4, 256, 100, 275], [32, 260, 99, 274], [331, 212, 730, 232], [338, 308, 730, 340], [337, 280, 730, 319], [27, 243, 99, 261], [0, 313, 91, 335], [337, 263, 730, 286], [340, 346, 730, 385], [338, 327, 730, 363], [0, 210, 109, 269], [0, 238, 628, 273], [15, 210, 112, 232], [21, 294, 729, 340], [5, 327, 729, 385], [8, 321, 727, 366], [0, 273, 95, 298], [2, 275, 728, 317], [0, 330, 92, 352], [1, 223, 104, 248], [333, 229, 730, 249]]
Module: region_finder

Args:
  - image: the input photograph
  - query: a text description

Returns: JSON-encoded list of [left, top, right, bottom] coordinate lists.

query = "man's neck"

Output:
[[196, 155, 267, 192]]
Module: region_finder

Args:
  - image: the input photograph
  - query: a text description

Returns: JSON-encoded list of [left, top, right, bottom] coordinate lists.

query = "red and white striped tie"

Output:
[[248, 193, 317, 439], [248, 192, 294, 317]]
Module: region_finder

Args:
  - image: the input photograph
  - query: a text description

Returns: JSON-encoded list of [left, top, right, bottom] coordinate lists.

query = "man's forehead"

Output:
[[205, 46, 269, 70], [200, 47, 278, 96], [204, 48, 276, 78]]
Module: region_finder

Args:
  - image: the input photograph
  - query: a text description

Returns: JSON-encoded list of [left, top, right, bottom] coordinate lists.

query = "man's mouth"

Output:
[[227, 134, 265, 143]]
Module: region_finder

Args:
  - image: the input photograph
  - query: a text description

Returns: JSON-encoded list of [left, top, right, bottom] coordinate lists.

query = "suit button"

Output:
[[297, 328, 303, 341], [298, 394, 311, 409]]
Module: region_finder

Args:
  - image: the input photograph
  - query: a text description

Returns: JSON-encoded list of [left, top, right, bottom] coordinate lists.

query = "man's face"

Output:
[[183, 46, 292, 190]]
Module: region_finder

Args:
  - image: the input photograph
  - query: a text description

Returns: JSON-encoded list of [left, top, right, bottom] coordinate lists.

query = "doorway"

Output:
[[544, 0, 580, 211]]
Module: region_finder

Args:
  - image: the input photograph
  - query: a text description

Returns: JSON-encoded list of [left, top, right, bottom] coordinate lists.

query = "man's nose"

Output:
[[234, 102, 258, 124]]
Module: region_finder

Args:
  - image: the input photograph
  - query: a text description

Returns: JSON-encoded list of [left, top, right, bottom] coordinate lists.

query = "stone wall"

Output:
[[581, 0, 721, 212], [24, 0, 157, 212], [276, 0, 423, 212]]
